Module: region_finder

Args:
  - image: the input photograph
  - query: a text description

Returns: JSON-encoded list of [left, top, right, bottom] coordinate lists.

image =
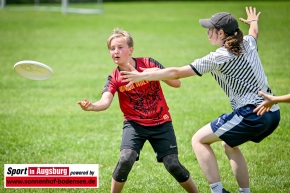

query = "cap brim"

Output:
[[199, 19, 215, 28]]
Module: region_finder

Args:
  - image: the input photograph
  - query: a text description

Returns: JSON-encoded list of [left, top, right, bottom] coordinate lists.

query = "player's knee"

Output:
[[112, 149, 137, 182], [222, 141, 240, 159], [191, 133, 202, 151], [163, 154, 190, 183], [222, 141, 239, 151], [191, 135, 197, 150]]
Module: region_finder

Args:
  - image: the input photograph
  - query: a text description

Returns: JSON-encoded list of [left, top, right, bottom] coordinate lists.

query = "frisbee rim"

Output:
[[14, 60, 53, 80]]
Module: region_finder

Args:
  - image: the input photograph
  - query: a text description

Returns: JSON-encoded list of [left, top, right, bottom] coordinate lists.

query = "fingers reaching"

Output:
[[239, 6, 261, 25], [120, 72, 138, 87], [253, 91, 274, 116], [127, 62, 136, 71], [253, 103, 269, 116], [77, 98, 93, 111], [120, 67, 143, 87]]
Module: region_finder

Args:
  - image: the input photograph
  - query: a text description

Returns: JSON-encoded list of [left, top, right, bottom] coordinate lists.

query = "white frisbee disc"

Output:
[[14, 60, 53, 80]]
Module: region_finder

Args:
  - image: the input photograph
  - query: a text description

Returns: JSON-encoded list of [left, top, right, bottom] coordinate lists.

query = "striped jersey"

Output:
[[190, 35, 279, 111], [102, 57, 172, 126]]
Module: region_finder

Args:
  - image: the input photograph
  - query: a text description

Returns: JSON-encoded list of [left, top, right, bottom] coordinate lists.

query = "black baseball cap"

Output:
[[199, 12, 239, 34]]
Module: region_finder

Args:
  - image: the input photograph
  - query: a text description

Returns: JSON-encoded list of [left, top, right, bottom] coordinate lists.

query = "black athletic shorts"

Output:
[[121, 121, 178, 162]]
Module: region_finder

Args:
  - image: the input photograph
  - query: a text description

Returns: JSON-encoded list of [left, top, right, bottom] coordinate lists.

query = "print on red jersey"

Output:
[[103, 57, 172, 126], [123, 81, 164, 121]]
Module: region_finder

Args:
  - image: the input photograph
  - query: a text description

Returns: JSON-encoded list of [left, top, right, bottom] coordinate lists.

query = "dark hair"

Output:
[[223, 29, 244, 56]]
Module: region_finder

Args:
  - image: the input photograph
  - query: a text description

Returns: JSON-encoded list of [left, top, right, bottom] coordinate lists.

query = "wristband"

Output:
[[250, 20, 258, 23]]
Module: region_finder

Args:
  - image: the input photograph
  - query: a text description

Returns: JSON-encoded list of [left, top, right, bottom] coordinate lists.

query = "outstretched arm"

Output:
[[121, 64, 195, 87], [139, 66, 181, 88], [239, 6, 261, 40], [77, 92, 114, 111], [253, 91, 290, 116]]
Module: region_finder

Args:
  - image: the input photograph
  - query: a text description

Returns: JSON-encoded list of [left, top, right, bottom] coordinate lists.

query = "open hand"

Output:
[[239, 6, 261, 25], [121, 63, 147, 87], [253, 91, 275, 116], [77, 98, 94, 111]]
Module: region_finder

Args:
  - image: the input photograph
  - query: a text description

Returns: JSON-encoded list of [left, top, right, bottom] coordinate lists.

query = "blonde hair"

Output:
[[107, 28, 134, 49]]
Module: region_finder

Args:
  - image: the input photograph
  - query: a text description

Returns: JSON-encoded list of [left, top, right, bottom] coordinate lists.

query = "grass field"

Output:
[[1, 1, 290, 193]]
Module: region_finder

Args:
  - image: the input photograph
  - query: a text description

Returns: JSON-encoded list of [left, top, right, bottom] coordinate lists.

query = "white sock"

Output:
[[210, 182, 223, 193], [239, 188, 250, 193]]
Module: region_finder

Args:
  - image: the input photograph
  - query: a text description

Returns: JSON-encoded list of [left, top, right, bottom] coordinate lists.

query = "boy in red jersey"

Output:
[[77, 28, 199, 193]]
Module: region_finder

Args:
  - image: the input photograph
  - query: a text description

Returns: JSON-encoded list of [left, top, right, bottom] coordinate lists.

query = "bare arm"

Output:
[[121, 64, 196, 87], [162, 79, 181, 88], [272, 94, 290, 103], [77, 92, 114, 111], [139, 66, 181, 88], [239, 6, 261, 40]]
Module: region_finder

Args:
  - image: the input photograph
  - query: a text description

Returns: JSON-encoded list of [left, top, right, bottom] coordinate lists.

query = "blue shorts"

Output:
[[211, 105, 280, 147], [121, 121, 178, 162]]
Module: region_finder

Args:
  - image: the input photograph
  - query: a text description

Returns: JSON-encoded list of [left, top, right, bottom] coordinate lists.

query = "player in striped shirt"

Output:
[[121, 6, 280, 193]]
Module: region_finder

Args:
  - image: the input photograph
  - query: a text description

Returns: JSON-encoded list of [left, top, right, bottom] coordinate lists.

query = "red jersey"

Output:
[[102, 57, 172, 126]]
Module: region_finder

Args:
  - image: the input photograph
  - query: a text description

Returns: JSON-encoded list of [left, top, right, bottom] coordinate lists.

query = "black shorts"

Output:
[[121, 121, 178, 162]]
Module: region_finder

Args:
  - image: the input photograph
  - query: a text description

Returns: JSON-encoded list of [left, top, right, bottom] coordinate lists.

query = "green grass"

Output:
[[1, 1, 290, 193]]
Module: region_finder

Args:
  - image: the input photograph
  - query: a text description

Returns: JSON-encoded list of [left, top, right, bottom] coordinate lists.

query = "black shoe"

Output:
[[222, 188, 230, 193]]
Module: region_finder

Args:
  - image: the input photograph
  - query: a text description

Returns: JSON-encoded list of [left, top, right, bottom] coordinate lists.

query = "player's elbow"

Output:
[[164, 79, 181, 88], [172, 80, 181, 88]]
